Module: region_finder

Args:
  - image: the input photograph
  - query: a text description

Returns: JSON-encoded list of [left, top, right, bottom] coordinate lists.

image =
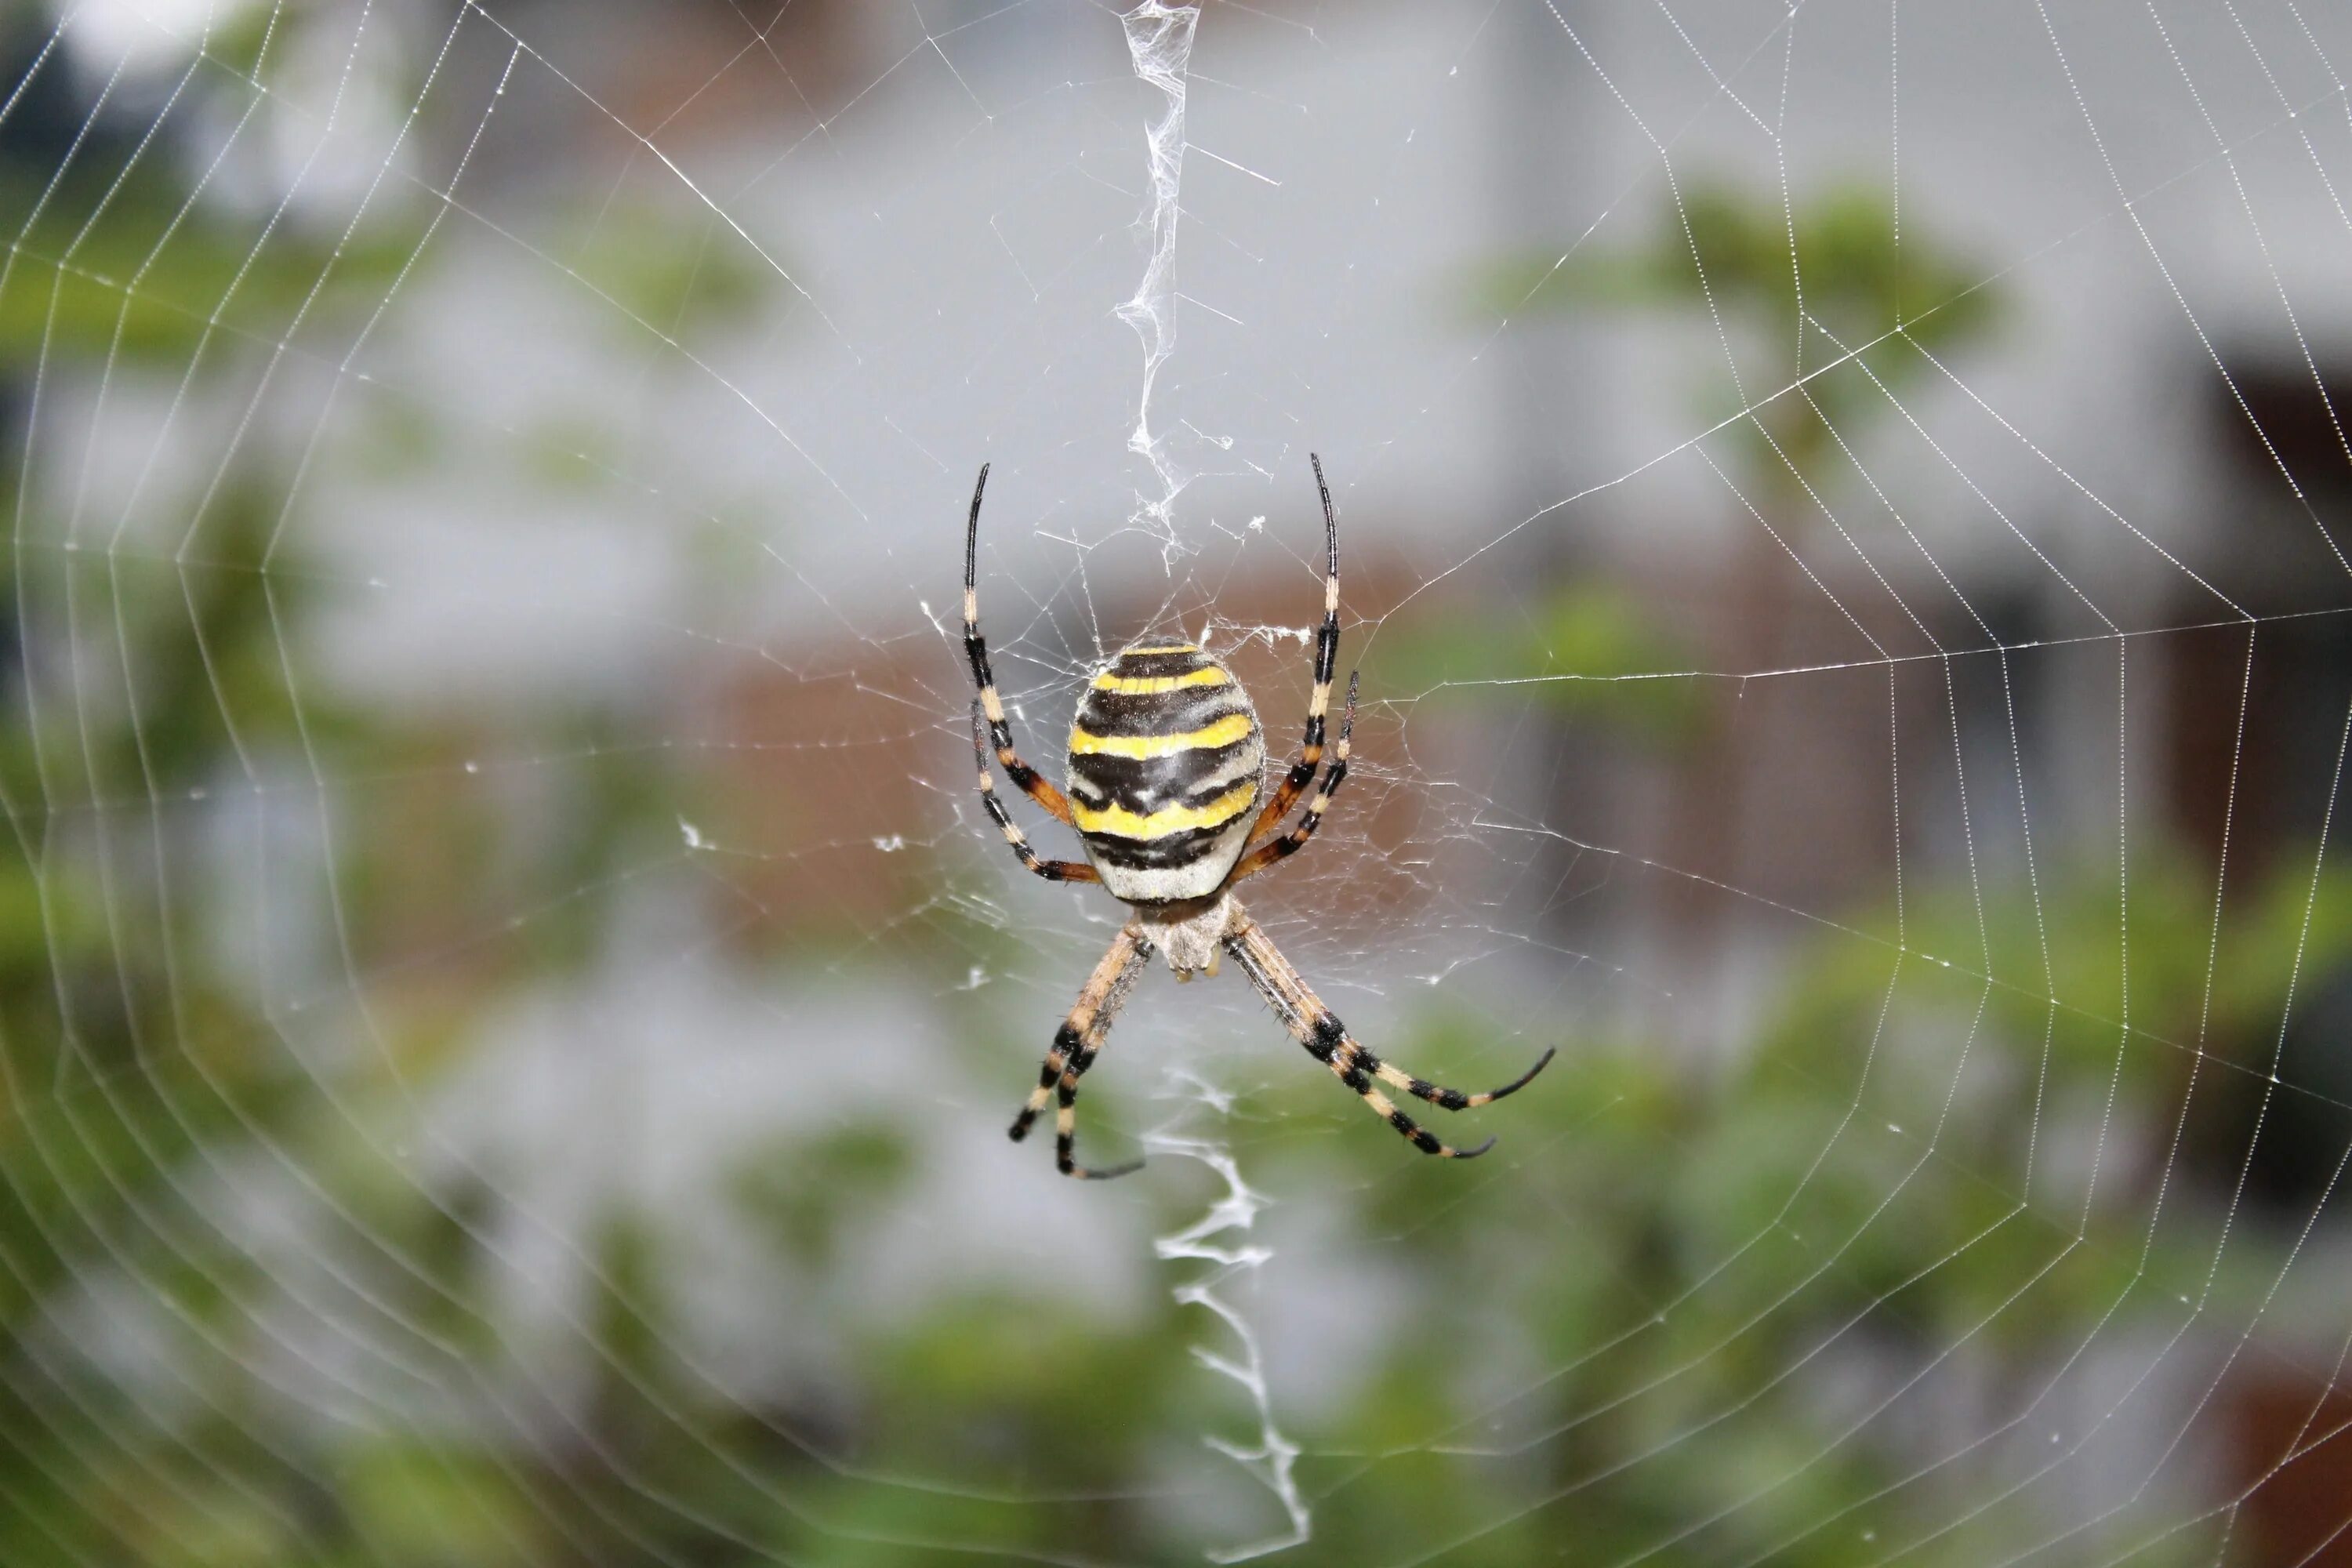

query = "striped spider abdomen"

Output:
[[1065, 642, 1265, 905]]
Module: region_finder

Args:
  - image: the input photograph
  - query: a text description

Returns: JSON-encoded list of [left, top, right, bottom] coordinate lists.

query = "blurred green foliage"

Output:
[[0, 169, 413, 368], [1396, 180, 2001, 735], [1381, 578, 1700, 741], [1485, 176, 2001, 507], [564, 216, 776, 348]]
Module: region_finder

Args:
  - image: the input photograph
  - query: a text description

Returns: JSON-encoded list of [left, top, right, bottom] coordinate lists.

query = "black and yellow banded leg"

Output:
[[1320, 1023, 1554, 1113], [1250, 452, 1350, 840], [963, 463, 1078, 824], [972, 704, 1098, 884], [1008, 923, 1153, 1179], [1225, 913, 1552, 1160], [1007, 923, 1146, 1139], [1231, 672, 1356, 885]]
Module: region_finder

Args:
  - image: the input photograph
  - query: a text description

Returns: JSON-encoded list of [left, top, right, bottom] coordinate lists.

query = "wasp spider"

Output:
[[964, 456, 1555, 1179]]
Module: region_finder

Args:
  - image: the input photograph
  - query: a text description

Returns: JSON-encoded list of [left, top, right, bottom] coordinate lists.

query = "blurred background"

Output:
[[5, 1, 2352, 1563]]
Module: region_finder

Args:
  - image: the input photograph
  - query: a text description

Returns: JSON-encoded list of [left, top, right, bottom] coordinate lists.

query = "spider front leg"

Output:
[[963, 463, 1080, 825], [1229, 671, 1356, 886], [1248, 452, 1350, 840], [1224, 913, 1553, 1160], [1008, 922, 1154, 1179], [971, 706, 1098, 884]]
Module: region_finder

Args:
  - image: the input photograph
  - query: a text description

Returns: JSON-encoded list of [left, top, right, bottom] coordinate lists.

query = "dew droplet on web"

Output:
[[679, 818, 706, 850]]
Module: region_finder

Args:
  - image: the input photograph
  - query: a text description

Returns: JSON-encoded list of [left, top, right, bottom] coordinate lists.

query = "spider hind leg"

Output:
[[1007, 923, 1153, 1180], [1225, 912, 1552, 1161]]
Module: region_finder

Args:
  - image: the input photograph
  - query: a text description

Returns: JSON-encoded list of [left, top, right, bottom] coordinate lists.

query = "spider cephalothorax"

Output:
[[964, 456, 1554, 1178]]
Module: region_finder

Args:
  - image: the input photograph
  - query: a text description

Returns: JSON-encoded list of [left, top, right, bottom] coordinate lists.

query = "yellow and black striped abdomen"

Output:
[[1066, 644, 1265, 904]]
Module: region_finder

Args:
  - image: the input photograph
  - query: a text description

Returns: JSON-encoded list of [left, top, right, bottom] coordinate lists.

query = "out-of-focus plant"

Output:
[[1486, 176, 2001, 510], [1465, 180, 2012, 925], [0, 19, 873, 1567], [1381, 578, 1700, 743], [1393, 180, 1999, 743], [0, 20, 444, 1565], [1223, 848, 2330, 1566], [0, 31, 412, 373]]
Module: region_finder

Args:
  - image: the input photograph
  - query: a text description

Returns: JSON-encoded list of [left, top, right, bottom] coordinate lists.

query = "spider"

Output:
[[963, 456, 1555, 1179]]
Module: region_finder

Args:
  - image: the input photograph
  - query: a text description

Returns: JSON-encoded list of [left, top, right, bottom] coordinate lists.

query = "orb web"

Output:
[[4, 2, 2352, 1565]]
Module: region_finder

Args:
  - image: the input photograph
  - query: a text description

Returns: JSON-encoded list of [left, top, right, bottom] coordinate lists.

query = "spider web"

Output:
[[5, 0, 2352, 1564]]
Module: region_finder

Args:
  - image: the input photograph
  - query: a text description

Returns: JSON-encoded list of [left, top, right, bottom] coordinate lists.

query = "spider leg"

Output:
[[973, 704, 1098, 884], [1227, 671, 1356, 886], [1008, 922, 1154, 1179], [1224, 912, 1552, 1159], [1248, 453, 1348, 840], [964, 463, 1078, 825]]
